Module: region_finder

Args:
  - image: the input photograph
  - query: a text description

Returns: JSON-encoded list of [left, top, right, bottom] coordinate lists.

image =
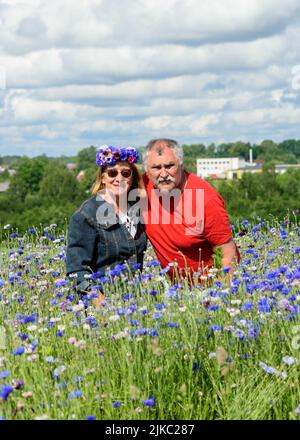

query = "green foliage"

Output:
[[1, 139, 300, 232], [8, 156, 49, 200], [38, 161, 80, 205], [0, 169, 9, 182], [0, 219, 300, 419], [76, 146, 97, 170]]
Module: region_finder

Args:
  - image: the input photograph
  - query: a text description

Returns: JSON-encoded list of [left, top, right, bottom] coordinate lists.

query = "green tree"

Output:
[[76, 146, 97, 170], [8, 156, 49, 200], [38, 161, 80, 204]]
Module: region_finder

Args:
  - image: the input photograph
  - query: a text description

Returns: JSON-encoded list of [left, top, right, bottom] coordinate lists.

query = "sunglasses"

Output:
[[105, 168, 132, 179]]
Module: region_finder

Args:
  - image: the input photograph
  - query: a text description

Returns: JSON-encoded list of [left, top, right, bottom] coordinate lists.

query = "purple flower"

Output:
[[282, 356, 295, 366], [248, 327, 259, 339], [96, 145, 139, 167], [259, 362, 277, 375], [209, 325, 222, 332], [143, 395, 155, 407], [167, 322, 179, 328], [1, 384, 13, 400], [233, 330, 246, 341], [113, 401, 122, 408], [146, 261, 160, 267], [12, 379, 24, 390], [68, 390, 82, 399], [0, 371, 10, 379], [14, 347, 25, 356], [86, 416, 97, 420]]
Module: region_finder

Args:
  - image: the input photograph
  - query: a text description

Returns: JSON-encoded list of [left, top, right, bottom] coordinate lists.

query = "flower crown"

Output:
[[95, 145, 140, 167]]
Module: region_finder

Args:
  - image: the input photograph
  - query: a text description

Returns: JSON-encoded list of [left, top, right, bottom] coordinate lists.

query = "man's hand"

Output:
[[214, 239, 239, 275]]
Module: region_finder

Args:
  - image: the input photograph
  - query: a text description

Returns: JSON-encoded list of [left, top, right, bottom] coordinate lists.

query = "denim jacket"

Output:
[[66, 195, 147, 293]]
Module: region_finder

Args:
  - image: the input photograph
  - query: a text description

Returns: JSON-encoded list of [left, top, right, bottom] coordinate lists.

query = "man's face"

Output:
[[146, 142, 183, 192]]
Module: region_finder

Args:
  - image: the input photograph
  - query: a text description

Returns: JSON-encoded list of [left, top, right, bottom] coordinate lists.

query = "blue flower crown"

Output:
[[95, 145, 140, 167]]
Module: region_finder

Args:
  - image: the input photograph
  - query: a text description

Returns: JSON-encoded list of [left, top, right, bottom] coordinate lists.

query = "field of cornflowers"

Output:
[[0, 217, 300, 421]]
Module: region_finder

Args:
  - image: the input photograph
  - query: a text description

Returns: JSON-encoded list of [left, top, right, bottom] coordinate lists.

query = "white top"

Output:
[[118, 212, 137, 238]]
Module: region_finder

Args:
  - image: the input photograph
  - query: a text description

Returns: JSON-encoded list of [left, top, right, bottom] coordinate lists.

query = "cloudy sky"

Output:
[[0, 0, 300, 157]]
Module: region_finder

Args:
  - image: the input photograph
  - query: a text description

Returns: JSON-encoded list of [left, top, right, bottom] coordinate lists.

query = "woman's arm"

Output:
[[66, 211, 98, 293]]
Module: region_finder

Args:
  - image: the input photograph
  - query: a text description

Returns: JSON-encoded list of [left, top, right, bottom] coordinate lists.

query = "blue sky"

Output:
[[0, 0, 300, 157]]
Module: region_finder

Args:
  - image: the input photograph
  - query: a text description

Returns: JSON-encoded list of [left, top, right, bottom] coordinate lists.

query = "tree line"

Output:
[[0, 139, 299, 232]]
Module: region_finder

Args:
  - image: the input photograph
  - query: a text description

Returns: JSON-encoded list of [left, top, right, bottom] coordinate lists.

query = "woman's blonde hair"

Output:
[[91, 162, 144, 195]]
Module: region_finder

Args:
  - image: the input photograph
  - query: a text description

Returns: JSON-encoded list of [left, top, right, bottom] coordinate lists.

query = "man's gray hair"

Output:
[[143, 138, 184, 170]]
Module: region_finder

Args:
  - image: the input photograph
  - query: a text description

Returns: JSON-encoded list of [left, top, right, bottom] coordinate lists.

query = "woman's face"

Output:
[[102, 162, 133, 196]]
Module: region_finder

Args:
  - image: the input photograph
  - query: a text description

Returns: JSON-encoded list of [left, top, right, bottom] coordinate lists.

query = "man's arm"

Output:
[[214, 238, 239, 272]]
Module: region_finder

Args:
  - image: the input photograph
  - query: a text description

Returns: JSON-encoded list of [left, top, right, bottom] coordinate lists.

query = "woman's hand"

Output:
[[92, 292, 106, 309]]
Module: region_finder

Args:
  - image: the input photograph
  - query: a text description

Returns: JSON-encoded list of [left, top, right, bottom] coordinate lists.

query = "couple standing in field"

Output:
[[66, 138, 239, 305]]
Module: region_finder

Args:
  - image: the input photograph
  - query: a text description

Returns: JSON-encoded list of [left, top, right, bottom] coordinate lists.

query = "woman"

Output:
[[66, 145, 147, 307]]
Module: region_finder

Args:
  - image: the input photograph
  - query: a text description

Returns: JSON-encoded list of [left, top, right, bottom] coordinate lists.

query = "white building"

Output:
[[197, 157, 246, 179]]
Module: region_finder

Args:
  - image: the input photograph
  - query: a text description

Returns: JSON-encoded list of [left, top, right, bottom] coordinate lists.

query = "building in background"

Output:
[[197, 157, 246, 179]]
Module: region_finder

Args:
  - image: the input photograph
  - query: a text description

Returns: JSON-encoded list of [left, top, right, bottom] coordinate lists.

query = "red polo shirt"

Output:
[[142, 171, 234, 278]]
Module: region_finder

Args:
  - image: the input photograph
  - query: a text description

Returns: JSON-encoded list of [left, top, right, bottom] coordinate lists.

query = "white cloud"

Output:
[[0, 0, 300, 156]]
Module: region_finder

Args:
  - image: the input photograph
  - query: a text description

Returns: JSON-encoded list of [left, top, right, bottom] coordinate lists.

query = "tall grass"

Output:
[[0, 218, 300, 420]]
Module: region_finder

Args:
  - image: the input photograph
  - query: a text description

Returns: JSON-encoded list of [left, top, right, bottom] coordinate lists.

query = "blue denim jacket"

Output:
[[66, 195, 147, 293]]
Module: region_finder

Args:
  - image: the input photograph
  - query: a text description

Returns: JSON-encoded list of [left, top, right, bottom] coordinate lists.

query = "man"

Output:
[[142, 138, 239, 282]]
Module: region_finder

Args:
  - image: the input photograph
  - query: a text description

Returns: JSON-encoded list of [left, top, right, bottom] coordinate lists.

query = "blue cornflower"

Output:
[[86, 416, 97, 420], [113, 401, 122, 408], [167, 322, 179, 328], [146, 261, 160, 267], [248, 327, 259, 339], [129, 319, 139, 327], [22, 313, 38, 325], [143, 395, 155, 406], [0, 280, 5, 287], [53, 365, 66, 380], [154, 303, 166, 310], [223, 267, 231, 273], [57, 381, 68, 389], [14, 347, 25, 356], [152, 313, 163, 319], [209, 325, 222, 332], [68, 390, 82, 399], [18, 333, 29, 341], [134, 328, 148, 336], [123, 294, 134, 300], [0, 371, 9, 379], [148, 328, 159, 337], [241, 302, 253, 311], [258, 298, 272, 313], [282, 356, 295, 365], [30, 340, 39, 350], [209, 305, 220, 311], [45, 356, 57, 363], [1, 384, 13, 400], [132, 263, 142, 269], [56, 331, 64, 337], [73, 376, 83, 383], [233, 329, 246, 341], [149, 290, 157, 296], [259, 362, 277, 375]]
